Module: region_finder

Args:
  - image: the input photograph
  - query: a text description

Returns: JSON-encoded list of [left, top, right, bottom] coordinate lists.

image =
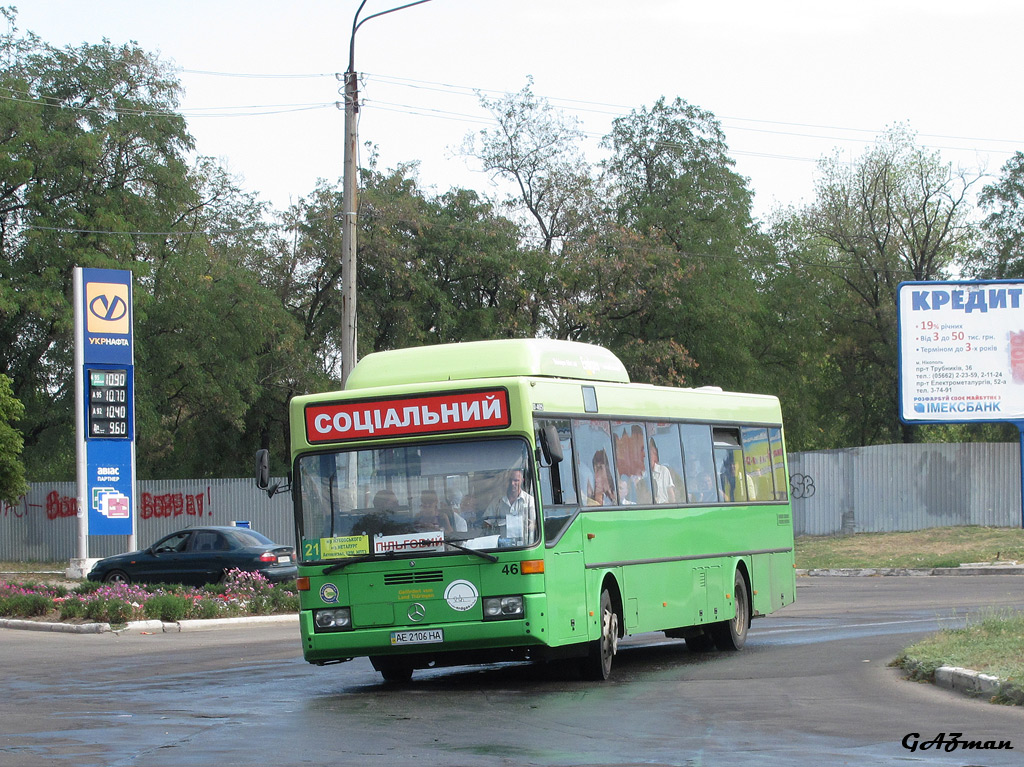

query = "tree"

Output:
[[0, 18, 196, 478], [0, 16, 308, 480], [0, 373, 27, 503], [976, 151, 1024, 279], [133, 161, 308, 478], [599, 96, 762, 388], [461, 78, 593, 255], [798, 125, 981, 445]]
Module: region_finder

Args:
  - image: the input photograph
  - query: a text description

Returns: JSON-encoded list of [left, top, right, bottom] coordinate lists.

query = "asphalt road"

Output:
[[2, 576, 1022, 766]]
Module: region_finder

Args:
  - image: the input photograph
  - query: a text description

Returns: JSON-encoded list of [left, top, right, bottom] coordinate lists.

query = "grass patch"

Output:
[[893, 611, 1024, 704], [795, 526, 1024, 570]]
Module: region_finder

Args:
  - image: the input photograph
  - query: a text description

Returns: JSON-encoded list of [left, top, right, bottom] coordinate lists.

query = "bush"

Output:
[[194, 598, 223, 620], [1, 576, 296, 623], [143, 594, 191, 623], [2, 592, 53, 617], [58, 596, 88, 620], [103, 599, 135, 624]]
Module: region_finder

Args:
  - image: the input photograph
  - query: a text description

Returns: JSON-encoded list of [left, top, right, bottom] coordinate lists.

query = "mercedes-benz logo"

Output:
[[407, 603, 426, 622]]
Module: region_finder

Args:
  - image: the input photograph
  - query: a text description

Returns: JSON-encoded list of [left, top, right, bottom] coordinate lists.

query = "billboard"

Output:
[[898, 280, 1024, 423]]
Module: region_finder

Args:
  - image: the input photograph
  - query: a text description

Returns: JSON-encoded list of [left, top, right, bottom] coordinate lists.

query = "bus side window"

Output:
[[680, 424, 716, 503], [536, 418, 577, 507], [646, 423, 684, 505], [740, 426, 775, 501], [574, 419, 618, 506], [768, 428, 788, 501], [713, 428, 747, 502], [611, 421, 653, 505]]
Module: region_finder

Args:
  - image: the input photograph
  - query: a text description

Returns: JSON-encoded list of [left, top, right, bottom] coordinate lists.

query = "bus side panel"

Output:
[[543, 520, 589, 645], [750, 553, 772, 616], [771, 550, 797, 610]]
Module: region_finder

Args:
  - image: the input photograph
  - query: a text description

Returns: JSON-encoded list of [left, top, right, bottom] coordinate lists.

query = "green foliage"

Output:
[[142, 594, 191, 622], [0, 591, 52, 617], [0, 374, 27, 504], [976, 151, 1024, 279], [1, 13, 1012, 481], [776, 126, 983, 448]]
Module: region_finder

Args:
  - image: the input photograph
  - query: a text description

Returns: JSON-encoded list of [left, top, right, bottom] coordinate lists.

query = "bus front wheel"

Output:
[[582, 589, 618, 680], [711, 571, 750, 651], [370, 657, 414, 683]]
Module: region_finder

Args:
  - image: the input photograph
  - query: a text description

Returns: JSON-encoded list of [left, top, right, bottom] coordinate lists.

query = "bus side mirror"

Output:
[[538, 425, 563, 465], [255, 449, 271, 490], [255, 449, 291, 498]]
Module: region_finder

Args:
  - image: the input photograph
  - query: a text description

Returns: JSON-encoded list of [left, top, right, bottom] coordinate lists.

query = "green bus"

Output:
[[256, 339, 795, 681]]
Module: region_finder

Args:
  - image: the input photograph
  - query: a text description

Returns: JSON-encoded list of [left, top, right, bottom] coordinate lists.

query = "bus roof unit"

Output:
[[345, 339, 631, 389]]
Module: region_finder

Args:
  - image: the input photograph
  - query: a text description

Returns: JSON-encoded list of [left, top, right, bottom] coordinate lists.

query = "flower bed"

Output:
[[0, 569, 298, 625]]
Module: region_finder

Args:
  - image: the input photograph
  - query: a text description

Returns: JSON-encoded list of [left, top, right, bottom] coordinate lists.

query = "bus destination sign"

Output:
[[88, 368, 130, 438], [305, 388, 511, 443]]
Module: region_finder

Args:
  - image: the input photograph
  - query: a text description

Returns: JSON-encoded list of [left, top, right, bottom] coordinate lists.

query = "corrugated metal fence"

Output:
[[1, 443, 1021, 561], [0, 478, 292, 562], [788, 442, 1021, 536]]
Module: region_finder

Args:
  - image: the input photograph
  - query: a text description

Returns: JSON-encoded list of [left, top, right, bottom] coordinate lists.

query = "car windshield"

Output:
[[296, 438, 536, 563]]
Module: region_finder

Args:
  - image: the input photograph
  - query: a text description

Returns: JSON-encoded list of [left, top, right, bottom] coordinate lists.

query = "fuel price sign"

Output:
[[88, 368, 130, 438]]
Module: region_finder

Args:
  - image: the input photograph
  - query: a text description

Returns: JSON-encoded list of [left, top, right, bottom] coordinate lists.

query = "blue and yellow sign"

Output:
[[78, 267, 135, 536], [82, 268, 133, 366]]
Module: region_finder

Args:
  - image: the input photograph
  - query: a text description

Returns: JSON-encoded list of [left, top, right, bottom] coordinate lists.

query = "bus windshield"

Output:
[[296, 437, 538, 562]]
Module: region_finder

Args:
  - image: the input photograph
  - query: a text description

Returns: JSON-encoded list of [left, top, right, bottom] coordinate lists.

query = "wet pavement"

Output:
[[2, 576, 1022, 766]]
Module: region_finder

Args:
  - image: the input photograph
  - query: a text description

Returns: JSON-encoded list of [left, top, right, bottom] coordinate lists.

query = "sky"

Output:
[[15, 1, 1024, 219]]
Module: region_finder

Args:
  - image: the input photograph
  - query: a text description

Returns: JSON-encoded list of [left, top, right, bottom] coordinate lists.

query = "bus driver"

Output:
[[486, 468, 536, 546]]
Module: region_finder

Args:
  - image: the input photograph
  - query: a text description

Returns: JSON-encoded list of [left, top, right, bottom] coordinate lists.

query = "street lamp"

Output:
[[340, 0, 435, 386]]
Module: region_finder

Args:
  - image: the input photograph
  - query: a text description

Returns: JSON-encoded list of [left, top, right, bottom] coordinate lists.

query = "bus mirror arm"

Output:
[[254, 449, 291, 498]]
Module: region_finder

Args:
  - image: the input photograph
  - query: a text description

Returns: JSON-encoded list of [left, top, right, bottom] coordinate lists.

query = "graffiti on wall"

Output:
[[789, 473, 816, 500], [140, 488, 212, 519], [2, 486, 214, 521]]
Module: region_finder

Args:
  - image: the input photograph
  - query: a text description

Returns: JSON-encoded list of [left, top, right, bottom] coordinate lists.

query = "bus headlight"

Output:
[[314, 607, 352, 631], [483, 595, 524, 620]]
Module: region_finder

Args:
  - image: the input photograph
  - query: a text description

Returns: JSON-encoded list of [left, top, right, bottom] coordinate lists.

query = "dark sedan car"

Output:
[[87, 526, 297, 586]]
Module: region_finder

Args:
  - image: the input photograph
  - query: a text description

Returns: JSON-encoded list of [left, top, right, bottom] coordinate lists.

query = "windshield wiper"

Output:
[[445, 538, 499, 563]]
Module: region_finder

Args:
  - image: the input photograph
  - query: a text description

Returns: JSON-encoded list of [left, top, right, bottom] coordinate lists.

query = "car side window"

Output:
[[153, 532, 190, 553], [192, 531, 219, 552]]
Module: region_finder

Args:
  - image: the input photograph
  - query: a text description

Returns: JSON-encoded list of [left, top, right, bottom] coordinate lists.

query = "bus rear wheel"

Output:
[[711, 571, 750, 651], [582, 589, 618, 680]]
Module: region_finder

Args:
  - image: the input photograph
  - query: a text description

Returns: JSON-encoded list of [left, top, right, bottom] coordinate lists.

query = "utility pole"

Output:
[[340, 0, 435, 386]]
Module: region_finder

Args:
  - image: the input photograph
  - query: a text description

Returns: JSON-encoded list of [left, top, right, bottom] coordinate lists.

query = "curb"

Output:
[[925, 665, 1024, 706], [798, 566, 1024, 577], [0, 618, 111, 634], [0, 613, 298, 634]]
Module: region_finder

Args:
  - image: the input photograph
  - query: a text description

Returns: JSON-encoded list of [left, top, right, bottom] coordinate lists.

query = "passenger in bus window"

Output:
[[485, 468, 537, 545], [649, 438, 676, 504], [414, 490, 452, 535], [586, 449, 617, 506], [372, 488, 398, 512], [453, 491, 483, 533], [689, 469, 718, 503], [618, 476, 636, 504]]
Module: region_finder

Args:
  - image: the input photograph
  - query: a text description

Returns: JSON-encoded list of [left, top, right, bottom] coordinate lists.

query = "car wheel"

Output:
[[104, 569, 131, 585]]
